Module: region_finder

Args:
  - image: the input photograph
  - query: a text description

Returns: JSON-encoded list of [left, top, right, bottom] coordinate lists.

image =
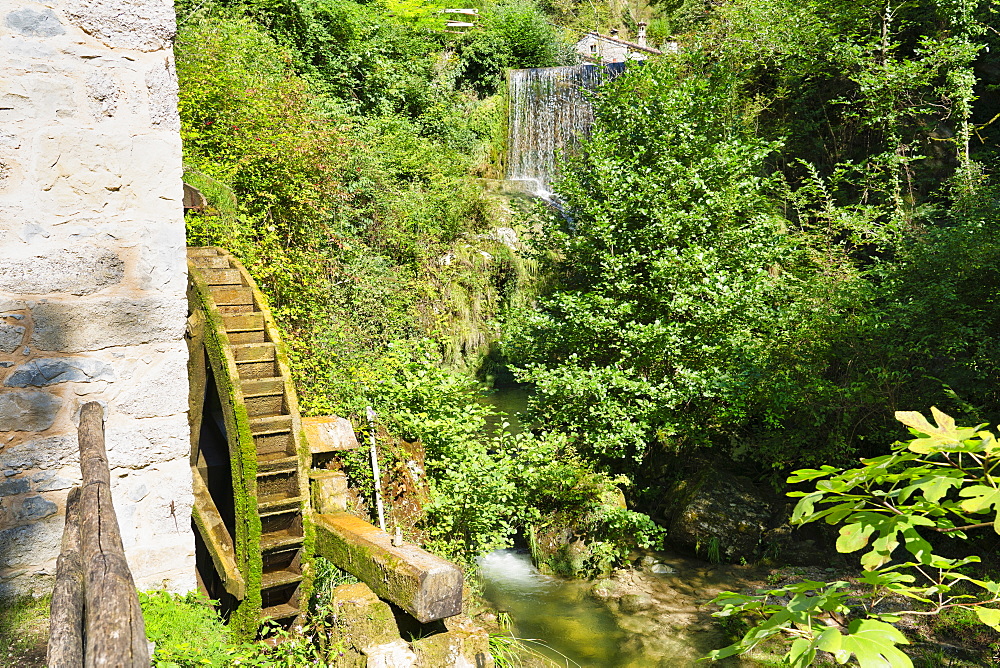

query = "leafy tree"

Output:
[[709, 408, 1000, 667], [503, 54, 849, 467]]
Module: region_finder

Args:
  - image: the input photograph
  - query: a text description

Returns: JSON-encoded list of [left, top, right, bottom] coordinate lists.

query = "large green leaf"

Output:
[[840, 620, 912, 668], [958, 485, 1000, 533], [837, 522, 875, 553], [974, 606, 1000, 631]]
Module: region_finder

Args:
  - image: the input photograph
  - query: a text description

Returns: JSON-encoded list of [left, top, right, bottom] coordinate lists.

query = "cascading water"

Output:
[[506, 63, 625, 196]]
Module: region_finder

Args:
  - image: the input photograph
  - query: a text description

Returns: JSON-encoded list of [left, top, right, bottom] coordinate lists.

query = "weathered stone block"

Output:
[[0, 390, 62, 431], [303, 416, 360, 452], [315, 513, 464, 623], [310, 470, 348, 514], [14, 494, 57, 521], [0, 247, 124, 296], [330, 583, 400, 651], [0, 323, 25, 353], [5, 357, 114, 387], [64, 0, 176, 52], [0, 435, 76, 472], [364, 640, 417, 668], [0, 477, 29, 496], [412, 626, 493, 668], [4, 8, 65, 37], [30, 298, 185, 352]]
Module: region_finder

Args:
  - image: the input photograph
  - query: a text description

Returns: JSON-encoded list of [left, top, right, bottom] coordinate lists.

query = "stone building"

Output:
[[0, 0, 195, 598], [575, 24, 664, 63]]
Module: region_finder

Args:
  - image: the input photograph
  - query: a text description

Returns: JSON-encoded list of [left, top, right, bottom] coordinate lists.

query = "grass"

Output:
[[0, 596, 50, 668]]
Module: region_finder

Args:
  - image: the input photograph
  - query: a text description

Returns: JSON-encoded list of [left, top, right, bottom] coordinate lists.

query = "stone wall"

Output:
[[0, 0, 194, 598]]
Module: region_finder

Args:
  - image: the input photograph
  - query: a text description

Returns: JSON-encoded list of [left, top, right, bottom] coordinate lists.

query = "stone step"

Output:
[[202, 268, 244, 286], [260, 604, 299, 622], [261, 568, 303, 591]]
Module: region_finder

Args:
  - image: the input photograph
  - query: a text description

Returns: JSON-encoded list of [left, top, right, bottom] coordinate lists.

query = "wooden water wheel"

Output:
[[185, 247, 313, 635]]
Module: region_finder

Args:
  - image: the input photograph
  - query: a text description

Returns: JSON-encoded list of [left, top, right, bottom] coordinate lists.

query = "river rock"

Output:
[[618, 593, 653, 614], [649, 563, 676, 575], [659, 470, 773, 563]]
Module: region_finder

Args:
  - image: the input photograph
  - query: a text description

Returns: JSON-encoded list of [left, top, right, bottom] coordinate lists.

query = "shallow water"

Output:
[[478, 549, 760, 667], [479, 386, 532, 436], [478, 550, 625, 666]]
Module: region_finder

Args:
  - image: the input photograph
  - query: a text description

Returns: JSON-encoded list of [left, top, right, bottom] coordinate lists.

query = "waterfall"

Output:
[[506, 63, 625, 196]]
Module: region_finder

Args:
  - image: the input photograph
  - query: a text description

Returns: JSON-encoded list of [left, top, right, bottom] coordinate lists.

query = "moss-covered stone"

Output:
[[330, 583, 400, 652], [315, 512, 463, 623]]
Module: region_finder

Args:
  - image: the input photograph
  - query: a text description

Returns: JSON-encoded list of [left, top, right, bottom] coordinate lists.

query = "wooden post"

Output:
[[77, 402, 150, 668], [47, 486, 85, 667], [365, 406, 387, 533]]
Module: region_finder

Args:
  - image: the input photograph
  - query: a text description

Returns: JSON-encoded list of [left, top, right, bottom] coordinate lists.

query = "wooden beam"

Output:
[[191, 471, 246, 599], [314, 512, 463, 623], [47, 486, 84, 668], [78, 402, 150, 668]]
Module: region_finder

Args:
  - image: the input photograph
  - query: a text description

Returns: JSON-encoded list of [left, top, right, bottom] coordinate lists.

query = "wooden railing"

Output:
[[47, 402, 151, 668]]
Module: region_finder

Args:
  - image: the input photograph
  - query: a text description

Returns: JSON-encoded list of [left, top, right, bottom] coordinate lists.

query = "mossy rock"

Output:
[[330, 583, 400, 652]]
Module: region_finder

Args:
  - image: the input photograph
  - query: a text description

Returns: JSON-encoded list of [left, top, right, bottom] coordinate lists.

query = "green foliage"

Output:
[[504, 53, 838, 466], [0, 595, 49, 667], [458, 1, 572, 96], [139, 590, 235, 667], [504, 0, 1000, 476], [707, 409, 1000, 666]]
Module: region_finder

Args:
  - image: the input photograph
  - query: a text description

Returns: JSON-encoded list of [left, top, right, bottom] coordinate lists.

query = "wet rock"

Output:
[[649, 563, 676, 575], [618, 593, 653, 614], [659, 470, 773, 563]]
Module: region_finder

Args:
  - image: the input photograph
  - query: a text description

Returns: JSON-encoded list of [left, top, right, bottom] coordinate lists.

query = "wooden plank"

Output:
[[78, 402, 150, 668], [47, 487, 84, 668], [192, 472, 246, 599], [315, 512, 463, 623]]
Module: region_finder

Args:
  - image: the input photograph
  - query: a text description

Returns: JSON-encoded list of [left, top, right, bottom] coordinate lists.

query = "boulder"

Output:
[[660, 471, 773, 563]]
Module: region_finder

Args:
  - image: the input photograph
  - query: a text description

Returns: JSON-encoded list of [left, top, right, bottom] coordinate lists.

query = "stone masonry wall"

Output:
[[0, 0, 194, 598]]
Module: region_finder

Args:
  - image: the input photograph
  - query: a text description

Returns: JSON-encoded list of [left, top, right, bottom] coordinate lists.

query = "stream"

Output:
[[477, 388, 762, 666], [478, 549, 761, 667]]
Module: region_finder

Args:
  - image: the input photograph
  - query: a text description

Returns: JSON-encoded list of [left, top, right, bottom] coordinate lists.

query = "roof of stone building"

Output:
[[577, 31, 663, 56]]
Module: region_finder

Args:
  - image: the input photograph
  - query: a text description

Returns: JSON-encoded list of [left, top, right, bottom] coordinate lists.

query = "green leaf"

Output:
[[974, 606, 1000, 631], [815, 627, 842, 652], [958, 485, 1000, 533], [837, 522, 875, 553], [840, 619, 912, 668]]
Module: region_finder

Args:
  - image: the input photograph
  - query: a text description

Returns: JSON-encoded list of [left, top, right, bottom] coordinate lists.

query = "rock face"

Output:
[[0, 0, 194, 599], [660, 471, 773, 563]]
